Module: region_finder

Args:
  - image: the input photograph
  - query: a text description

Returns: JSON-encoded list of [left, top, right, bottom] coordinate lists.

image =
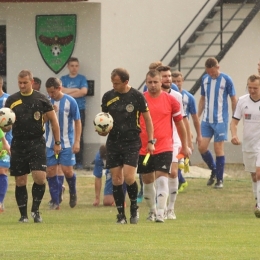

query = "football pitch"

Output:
[[0, 165, 259, 260]]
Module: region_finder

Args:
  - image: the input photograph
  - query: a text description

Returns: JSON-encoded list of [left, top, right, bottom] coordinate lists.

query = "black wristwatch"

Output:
[[55, 141, 61, 145], [148, 139, 156, 144]]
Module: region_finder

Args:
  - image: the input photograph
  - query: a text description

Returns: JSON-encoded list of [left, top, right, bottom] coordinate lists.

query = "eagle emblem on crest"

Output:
[[39, 35, 74, 56]]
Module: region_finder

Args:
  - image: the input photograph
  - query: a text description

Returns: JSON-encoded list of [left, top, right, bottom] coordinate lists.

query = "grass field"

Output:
[[1, 165, 259, 260]]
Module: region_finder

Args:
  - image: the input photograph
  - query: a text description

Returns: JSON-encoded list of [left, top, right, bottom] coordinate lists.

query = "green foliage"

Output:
[[0, 173, 259, 260]]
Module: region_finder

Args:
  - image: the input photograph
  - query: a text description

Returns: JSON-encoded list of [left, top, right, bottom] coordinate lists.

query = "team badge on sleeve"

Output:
[[34, 111, 41, 120]]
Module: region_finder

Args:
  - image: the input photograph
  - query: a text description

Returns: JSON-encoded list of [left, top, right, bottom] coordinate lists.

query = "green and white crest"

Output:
[[36, 14, 77, 74]]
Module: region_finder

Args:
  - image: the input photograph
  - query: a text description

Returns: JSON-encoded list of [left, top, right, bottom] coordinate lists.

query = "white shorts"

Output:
[[243, 151, 260, 173], [172, 143, 181, 163]]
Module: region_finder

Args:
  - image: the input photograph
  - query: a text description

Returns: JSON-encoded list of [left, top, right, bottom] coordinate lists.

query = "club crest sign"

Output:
[[36, 14, 77, 74]]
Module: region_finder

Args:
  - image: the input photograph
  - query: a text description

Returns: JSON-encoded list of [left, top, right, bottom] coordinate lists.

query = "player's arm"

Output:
[[230, 95, 238, 114], [93, 177, 102, 206], [191, 113, 202, 145], [142, 111, 155, 154], [183, 116, 193, 151], [61, 87, 88, 98], [72, 119, 82, 154], [45, 110, 61, 154], [230, 118, 240, 145], [198, 96, 205, 119], [175, 119, 190, 158], [0, 129, 10, 155]]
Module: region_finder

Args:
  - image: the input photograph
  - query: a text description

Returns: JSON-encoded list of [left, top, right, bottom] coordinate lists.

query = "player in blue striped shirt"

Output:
[[198, 58, 237, 188], [45, 77, 81, 209], [0, 76, 11, 213]]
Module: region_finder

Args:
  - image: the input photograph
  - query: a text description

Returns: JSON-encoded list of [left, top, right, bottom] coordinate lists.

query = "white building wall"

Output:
[[0, 0, 259, 165]]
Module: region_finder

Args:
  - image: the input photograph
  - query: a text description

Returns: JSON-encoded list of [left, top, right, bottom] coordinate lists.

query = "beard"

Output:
[[161, 83, 171, 90]]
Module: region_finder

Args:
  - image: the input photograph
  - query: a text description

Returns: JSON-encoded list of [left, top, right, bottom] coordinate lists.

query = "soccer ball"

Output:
[[0, 107, 16, 127], [93, 112, 113, 133], [51, 45, 62, 56]]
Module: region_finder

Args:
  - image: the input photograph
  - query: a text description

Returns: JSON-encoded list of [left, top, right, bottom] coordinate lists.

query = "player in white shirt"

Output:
[[230, 74, 260, 217], [157, 66, 192, 220]]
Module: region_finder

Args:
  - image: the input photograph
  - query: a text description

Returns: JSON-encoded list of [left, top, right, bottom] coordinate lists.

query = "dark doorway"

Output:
[[0, 25, 6, 92]]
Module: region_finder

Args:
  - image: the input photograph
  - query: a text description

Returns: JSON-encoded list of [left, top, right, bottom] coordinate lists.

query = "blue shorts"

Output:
[[104, 171, 113, 195], [0, 154, 10, 168], [201, 121, 227, 142], [46, 147, 76, 167]]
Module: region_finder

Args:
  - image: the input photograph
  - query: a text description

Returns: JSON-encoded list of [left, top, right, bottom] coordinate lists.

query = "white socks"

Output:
[[143, 182, 156, 212], [257, 180, 260, 208], [156, 176, 168, 217], [252, 180, 257, 202], [168, 177, 178, 210]]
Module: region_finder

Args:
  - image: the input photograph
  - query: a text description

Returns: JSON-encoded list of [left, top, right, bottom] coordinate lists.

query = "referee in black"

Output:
[[100, 68, 154, 224], [4, 70, 61, 223]]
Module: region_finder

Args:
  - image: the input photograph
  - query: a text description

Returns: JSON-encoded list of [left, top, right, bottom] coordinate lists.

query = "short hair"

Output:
[[68, 57, 79, 64], [33, 77, 41, 85], [205, 57, 219, 68], [45, 77, 62, 89], [171, 70, 183, 78], [248, 74, 260, 83], [146, 69, 161, 79], [156, 65, 172, 73], [18, 70, 33, 80], [111, 68, 129, 82], [149, 61, 163, 70], [99, 145, 107, 160]]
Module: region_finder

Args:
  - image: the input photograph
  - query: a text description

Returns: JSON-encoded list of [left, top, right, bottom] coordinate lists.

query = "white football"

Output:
[[93, 112, 113, 133], [0, 107, 16, 127]]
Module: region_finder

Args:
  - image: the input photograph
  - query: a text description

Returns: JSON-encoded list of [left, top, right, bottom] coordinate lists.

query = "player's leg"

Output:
[[46, 165, 60, 209], [122, 140, 141, 224], [103, 173, 114, 206], [154, 152, 172, 223], [254, 152, 260, 217], [0, 153, 10, 213], [137, 174, 143, 203], [110, 166, 126, 223], [10, 142, 29, 222], [60, 148, 77, 208], [57, 164, 65, 204], [198, 122, 216, 185], [243, 151, 258, 216], [137, 154, 156, 221], [46, 147, 60, 209], [213, 141, 225, 188], [213, 122, 227, 188], [30, 138, 48, 223]]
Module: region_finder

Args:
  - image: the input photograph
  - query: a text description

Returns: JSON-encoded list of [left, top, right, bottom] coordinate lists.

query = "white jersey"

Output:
[[168, 89, 185, 147], [233, 94, 260, 152]]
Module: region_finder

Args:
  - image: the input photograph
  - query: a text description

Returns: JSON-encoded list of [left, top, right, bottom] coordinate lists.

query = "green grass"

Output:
[[0, 173, 259, 260]]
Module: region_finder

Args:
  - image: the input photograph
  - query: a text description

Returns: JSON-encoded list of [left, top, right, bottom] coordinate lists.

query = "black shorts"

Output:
[[106, 137, 141, 169], [10, 137, 47, 176], [137, 151, 172, 174]]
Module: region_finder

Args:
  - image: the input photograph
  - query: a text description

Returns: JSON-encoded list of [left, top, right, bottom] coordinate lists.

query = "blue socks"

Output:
[[201, 150, 216, 172], [178, 169, 186, 183], [216, 156, 225, 181], [0, 174, 8, 203], [66, 173, 77, 194], [47, 176, 59, 205]]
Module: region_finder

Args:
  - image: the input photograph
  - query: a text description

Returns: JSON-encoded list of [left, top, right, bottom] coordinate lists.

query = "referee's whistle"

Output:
[[55, 154, 58, 159]]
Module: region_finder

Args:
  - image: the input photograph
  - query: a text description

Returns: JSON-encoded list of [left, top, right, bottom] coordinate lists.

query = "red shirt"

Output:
[[140, 91, 182, 155]]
